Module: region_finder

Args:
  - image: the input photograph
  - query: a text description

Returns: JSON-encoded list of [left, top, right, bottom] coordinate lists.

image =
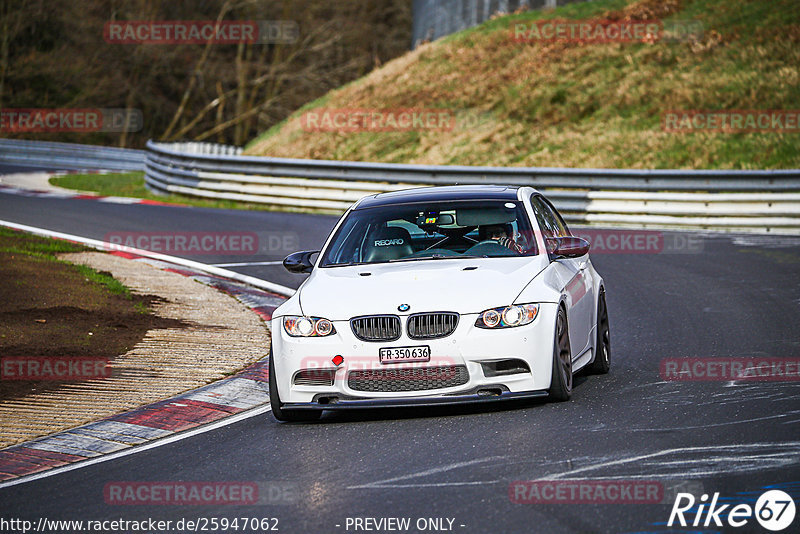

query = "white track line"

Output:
[[543, 441, 800, 481], [0, 406, 272, 489], [0, 219, 288, 488], [0, 219, 295, 297], [211, 261, 285, 267]]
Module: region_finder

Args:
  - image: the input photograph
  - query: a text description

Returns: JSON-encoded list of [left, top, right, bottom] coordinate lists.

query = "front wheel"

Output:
[[548, 307, 572, 402], [587, 288, 611, 375], [269, 350, 321, 422]]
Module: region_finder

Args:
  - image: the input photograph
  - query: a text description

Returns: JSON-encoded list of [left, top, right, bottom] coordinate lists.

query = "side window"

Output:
[[530, 196, 565, 238], [539, 196, 571, 236]]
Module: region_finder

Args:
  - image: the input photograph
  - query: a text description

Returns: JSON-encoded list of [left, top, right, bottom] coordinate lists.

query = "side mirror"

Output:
[[546, 236, 590, 259], [283, 250, 319, 273]]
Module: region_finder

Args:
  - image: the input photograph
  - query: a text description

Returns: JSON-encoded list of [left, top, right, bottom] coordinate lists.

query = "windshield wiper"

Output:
[[327, 254, 490, 266], [389, 254, 487, 262], [324, 261, 371, 267]]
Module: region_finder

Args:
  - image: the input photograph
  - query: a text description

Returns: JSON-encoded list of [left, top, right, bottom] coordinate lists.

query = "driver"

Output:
[[483, 224, 523, 253]]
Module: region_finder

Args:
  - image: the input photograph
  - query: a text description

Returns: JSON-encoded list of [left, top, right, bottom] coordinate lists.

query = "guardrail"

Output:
[[1, 138, 798, 233], [145, 140, 800, 234], [412, 0, 575, 48], [0, 138, 145, 172]]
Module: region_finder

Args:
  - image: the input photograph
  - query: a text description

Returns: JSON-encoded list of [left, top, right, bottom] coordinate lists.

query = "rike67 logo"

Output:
[[668, 490, 796, 531]]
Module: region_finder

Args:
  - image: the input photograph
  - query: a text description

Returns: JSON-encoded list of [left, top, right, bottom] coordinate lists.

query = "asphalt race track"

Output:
[[0, 174, 339, 290], [1, 176, 799, 533]]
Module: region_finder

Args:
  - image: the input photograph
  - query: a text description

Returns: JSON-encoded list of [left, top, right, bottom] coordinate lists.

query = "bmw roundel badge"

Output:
[[398, 304, 410, 312]]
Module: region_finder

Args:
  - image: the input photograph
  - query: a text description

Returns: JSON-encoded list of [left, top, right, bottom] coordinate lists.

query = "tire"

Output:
[[587, 288, 611, 375], [549, 307, 572, 402], [269, 350, 321, 422]]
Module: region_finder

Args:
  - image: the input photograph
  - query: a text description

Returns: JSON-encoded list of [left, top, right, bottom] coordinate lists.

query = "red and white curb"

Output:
[[116, 253, 288, 322], [0, 181, 183, 207], [0, 221, 290, 484]]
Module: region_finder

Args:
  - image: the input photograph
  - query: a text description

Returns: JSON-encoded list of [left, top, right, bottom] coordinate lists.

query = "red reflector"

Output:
[[332, 355, 344, 366]]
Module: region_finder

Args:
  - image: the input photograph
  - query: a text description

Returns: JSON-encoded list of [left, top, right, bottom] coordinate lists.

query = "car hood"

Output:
[[298, 256, 550, 320]]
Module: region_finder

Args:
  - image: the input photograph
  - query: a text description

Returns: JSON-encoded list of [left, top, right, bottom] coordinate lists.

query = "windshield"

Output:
[[319, 200, 538, 267]]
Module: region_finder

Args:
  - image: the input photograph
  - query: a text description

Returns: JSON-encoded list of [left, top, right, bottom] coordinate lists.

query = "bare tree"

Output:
[[3, 0, 411, 147]]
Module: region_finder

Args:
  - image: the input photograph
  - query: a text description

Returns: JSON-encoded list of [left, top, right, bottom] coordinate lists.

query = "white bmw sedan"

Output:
[[269, 185, 610, 421]]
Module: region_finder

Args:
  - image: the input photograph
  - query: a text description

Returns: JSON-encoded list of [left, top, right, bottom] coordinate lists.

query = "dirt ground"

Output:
[[0, 231, 186, 401]]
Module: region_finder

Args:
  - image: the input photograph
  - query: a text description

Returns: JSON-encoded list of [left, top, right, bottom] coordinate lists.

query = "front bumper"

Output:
[[271, 303, 558, 405], [281, 389, 549, 411]]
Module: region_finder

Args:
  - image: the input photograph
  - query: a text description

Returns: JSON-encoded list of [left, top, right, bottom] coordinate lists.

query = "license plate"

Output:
[[379, 346, 431, 364]]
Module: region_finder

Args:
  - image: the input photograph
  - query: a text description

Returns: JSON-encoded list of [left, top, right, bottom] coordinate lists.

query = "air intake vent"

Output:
[[350, 315, 401, 342], [293, 369, 336, 387], [348, 365, 469, 393], [479, 359, 531, 378], [407, 312, 459, 340]]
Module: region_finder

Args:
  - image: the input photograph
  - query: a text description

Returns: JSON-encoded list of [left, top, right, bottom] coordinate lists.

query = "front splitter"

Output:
[[282, 389, 549, 411]]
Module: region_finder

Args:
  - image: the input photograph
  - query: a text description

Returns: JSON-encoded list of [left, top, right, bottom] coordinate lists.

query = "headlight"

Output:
[[475, 304, 539, 329], [283, 316, 337, 337]]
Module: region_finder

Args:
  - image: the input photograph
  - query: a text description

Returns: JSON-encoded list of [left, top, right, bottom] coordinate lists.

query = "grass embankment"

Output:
[[50, 172, 281, 211], [246, 0, 800, 169], [0, 227, 181, 400]]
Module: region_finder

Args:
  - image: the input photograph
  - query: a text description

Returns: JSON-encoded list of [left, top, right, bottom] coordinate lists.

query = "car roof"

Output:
[[354, 185, 525, 210]]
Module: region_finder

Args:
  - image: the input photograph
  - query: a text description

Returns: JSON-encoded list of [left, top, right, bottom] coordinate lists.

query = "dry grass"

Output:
[[246, 0, 800, 169]]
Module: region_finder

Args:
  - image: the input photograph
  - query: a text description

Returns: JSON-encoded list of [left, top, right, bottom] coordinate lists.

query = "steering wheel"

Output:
[[465, 240, 519, 257]]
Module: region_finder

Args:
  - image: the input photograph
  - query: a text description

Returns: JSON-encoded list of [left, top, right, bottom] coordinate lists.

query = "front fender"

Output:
[[272, 293, 303, 320], [514, 262, 565, 305]]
